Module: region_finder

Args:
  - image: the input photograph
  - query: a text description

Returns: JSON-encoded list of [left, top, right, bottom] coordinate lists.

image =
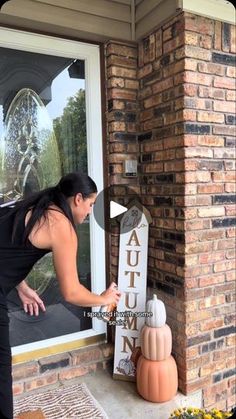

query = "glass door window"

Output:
[[0, 28, 106, 354]]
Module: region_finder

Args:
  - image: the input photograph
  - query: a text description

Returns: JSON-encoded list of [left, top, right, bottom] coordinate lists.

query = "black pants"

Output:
[[0, 297, 13, 419]]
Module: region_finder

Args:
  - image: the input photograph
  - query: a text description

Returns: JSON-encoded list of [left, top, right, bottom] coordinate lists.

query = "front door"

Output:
[[0, 27, 106, 357]]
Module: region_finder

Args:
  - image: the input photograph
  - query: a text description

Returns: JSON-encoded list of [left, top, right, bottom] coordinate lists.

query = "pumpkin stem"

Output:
[[153, 294, 157, 300]]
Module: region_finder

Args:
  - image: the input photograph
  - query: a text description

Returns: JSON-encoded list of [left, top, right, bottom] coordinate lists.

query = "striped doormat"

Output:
[[14, 383, 109, 419]]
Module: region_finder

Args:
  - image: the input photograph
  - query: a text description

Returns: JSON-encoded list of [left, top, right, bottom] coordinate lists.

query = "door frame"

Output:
[[0, 26, 107, 358]]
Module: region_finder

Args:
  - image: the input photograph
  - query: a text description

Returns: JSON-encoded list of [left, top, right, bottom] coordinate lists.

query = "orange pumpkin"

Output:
[[141, 324, 172, 361], [136, 355, 178, 402]]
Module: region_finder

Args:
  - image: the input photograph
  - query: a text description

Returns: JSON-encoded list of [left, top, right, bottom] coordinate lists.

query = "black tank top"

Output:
[[0, 206, 51, 296]]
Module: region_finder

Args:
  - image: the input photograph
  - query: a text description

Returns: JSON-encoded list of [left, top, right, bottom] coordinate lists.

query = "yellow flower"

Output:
[[203, 414, 212, 419], [214, 413, 223, 419], [187, 407, 194, 413]]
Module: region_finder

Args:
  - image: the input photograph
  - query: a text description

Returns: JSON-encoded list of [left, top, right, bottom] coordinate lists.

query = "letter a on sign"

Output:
[[113, 200, 152, 381]]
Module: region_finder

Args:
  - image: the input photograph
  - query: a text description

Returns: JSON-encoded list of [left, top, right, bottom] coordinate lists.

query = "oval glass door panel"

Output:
[[2, 87, 61, 201]]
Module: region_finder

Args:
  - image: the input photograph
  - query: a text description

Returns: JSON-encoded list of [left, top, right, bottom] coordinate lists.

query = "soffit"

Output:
[[0, 0, 234, 43]]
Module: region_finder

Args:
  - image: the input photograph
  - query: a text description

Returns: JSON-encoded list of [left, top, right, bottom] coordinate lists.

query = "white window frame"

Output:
[[0, 27, 106, 356]]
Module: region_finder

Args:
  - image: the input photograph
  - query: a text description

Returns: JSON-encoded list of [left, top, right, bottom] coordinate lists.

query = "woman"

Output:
[[0, 171, 121, 419]]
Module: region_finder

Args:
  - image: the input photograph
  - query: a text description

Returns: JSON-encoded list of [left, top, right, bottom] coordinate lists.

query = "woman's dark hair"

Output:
[[1, 171, 97, 244]]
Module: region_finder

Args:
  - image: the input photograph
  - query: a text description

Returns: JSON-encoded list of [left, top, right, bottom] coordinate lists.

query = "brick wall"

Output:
[[13, 12, 235, 410], [105, 41, 140, 284], [181, 13, 236, 411], [105, 12, 235, 411], [13, 343, 113, 397], [137, 12, 187, 397]]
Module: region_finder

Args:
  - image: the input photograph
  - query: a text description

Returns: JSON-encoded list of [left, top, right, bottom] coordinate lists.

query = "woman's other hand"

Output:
[[16, 281, 46, 316], [101, 282, 122, 306]]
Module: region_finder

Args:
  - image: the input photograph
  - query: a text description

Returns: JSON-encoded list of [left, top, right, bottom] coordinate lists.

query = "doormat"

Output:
[[14, 383, 109, 419]]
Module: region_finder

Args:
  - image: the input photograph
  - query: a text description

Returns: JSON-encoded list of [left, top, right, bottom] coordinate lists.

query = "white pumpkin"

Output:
[[146, 294, 166, 327]]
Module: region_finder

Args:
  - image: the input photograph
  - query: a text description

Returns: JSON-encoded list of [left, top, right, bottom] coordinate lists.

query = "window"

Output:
[[0, 27, 106, 357]]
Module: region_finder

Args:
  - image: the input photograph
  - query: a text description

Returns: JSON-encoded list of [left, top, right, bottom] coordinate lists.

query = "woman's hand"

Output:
[[100, 282, 122, 306], [16, 281, 46, 316]]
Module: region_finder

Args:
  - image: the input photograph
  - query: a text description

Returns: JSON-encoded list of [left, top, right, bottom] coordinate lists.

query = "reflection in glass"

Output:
[[0, 47, 92, 346], [2, 88, 61, 202]]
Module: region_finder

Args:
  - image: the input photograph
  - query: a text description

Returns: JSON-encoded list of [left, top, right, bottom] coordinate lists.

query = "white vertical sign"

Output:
[[113, 201, 152, 381]]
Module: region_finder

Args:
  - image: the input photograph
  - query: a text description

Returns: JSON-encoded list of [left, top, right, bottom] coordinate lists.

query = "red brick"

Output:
[[106, 43, 137, 58], [226, 90, 235, 101], [226, 67, 236, 78], [214, 148, 236, 159], [198, 207, 225, 218], [214, 20, 222, 50], [184, 71, 212, 86], [185, 45, 211, 61], [183, 59, 197, 71], [13, 382, 24, 396], [109, 122, 126, 132], [155, 29, 162, 58], [107, 54, 137, 69], [152, 77, 173, 94], [216, 239, 236, 252], [185, 97, 212, 110], [198, 62, 225, 76], [230, 24, 236, 53], [225, 183, 236, 193], [185, 32, 198, 46], [201, 318, 224, 332], [185, 172, 211, 183], [13, 362, 39, 380], [184, 83, 198, 97], [138, 63, 152, 79], [183, 109, 197, 121], [212, 171, 235, 182], [214, 100, 235, 113], [60, 366, 93, 381], [226, 205, 236, 216], [199, 34, 212, 49], [109, 100, 125, 110], [125, 79, 139, 89], [25, 373, 58, 392], [199, 274, 225, 287], [108, 66, 136, 79], [185, 147, 213, 158], [185, 14, 214, 35], [198, 184, 224, 194], [108, 88, 137, 101], [199, 86, 225, 100], [214, 76, 235, 89], [163, 34, 184, 54], [197, 111, 224, 123], [143, 93, 162, 108], [214, 260, 235, 273], [141, 109, 154, 122], [199, 295, 225, 309], [213, 125, 236, 136]]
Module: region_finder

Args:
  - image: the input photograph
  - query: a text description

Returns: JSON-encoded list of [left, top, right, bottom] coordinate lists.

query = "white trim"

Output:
[[11, 328, 99, 356], [181, 0, 235, 25], [0, 27, 106, 352]]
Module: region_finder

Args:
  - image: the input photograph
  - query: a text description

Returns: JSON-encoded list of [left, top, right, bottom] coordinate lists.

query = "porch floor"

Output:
[[15, 366, 202, 419], [74, 367, 202, 419]]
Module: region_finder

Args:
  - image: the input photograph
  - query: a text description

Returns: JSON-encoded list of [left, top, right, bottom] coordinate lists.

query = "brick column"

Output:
[[122, 11, 235, 411], [182, 13, 236, 411], [105, 41, 140, 284]]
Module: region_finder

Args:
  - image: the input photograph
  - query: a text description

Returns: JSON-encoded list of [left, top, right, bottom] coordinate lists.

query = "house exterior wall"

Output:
[[105, 11, 235, 411], [6, 6, 235, 412], [13, 343, 114, 396]]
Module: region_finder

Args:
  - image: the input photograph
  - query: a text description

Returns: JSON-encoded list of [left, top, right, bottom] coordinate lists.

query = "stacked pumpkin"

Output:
[[136, 294, 178, 402]]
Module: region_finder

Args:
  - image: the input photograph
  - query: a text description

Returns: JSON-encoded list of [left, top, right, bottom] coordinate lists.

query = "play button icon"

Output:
[[110, 201, 127, 219], [93, 185, 141, 234]]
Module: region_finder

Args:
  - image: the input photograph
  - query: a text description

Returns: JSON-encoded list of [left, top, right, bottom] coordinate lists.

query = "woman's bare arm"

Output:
[[48, 211, 120, 307]]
